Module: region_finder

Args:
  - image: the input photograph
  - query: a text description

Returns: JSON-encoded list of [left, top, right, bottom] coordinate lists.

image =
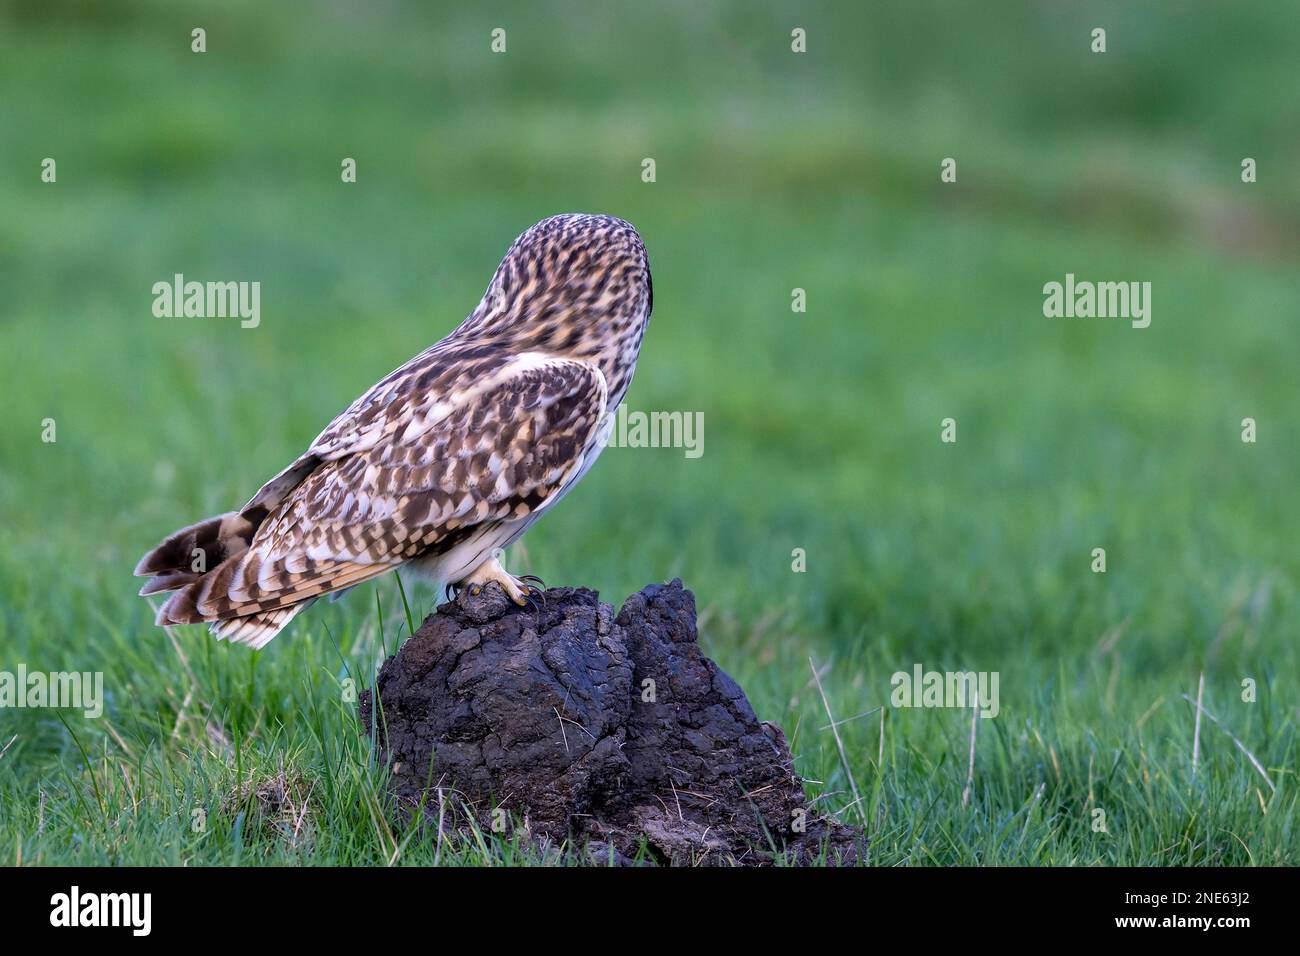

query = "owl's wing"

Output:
[[239, 343, 508, 516], [158, 354, 608, 624]]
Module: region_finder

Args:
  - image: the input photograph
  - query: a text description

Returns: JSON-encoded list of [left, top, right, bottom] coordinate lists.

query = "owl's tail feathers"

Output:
[[134, 511, 259, 585], [207, 602, 313, 650], [136, 511, 332, 648], [135, 511, 284, 641]]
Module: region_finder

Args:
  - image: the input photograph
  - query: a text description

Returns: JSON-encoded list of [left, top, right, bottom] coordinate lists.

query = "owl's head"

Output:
[[466, 213, 653, 353]]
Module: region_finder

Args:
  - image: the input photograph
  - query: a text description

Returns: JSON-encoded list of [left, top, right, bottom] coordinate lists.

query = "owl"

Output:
[[135, 214, 652, 648]]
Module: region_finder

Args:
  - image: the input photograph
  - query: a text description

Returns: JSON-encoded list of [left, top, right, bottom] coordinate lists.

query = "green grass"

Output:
[[0, 0, 1297, 865]]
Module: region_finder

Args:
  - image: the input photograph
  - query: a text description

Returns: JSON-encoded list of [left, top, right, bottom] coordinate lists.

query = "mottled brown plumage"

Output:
[[135, 214, 652, 647]]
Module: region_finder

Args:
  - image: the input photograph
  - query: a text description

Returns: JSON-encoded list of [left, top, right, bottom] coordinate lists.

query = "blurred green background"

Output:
[[1, 0, 1297, 864]]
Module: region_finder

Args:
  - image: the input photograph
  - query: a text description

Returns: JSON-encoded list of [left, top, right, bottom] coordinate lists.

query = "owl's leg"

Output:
[[460, 555, 539, 607]]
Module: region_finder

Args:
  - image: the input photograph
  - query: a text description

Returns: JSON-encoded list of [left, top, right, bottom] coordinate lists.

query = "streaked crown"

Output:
[[464, 214, 650, 363]]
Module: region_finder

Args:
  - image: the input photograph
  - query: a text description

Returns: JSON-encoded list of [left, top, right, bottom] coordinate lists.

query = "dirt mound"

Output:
[[359, 579, 862, 865]]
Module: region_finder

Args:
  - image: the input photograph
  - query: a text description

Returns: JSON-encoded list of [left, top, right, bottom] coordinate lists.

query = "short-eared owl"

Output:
[[135, 214, 652, 648]]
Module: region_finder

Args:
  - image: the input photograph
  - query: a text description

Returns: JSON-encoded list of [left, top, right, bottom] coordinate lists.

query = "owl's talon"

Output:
[[462, 557, 545, 609]]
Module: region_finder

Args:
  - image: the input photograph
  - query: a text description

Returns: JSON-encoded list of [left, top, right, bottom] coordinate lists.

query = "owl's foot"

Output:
[[462, 556, 540, 608]]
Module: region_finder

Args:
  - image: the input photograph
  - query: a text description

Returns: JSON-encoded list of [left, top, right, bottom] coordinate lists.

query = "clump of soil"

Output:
[[359, 579, 862, 865]]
